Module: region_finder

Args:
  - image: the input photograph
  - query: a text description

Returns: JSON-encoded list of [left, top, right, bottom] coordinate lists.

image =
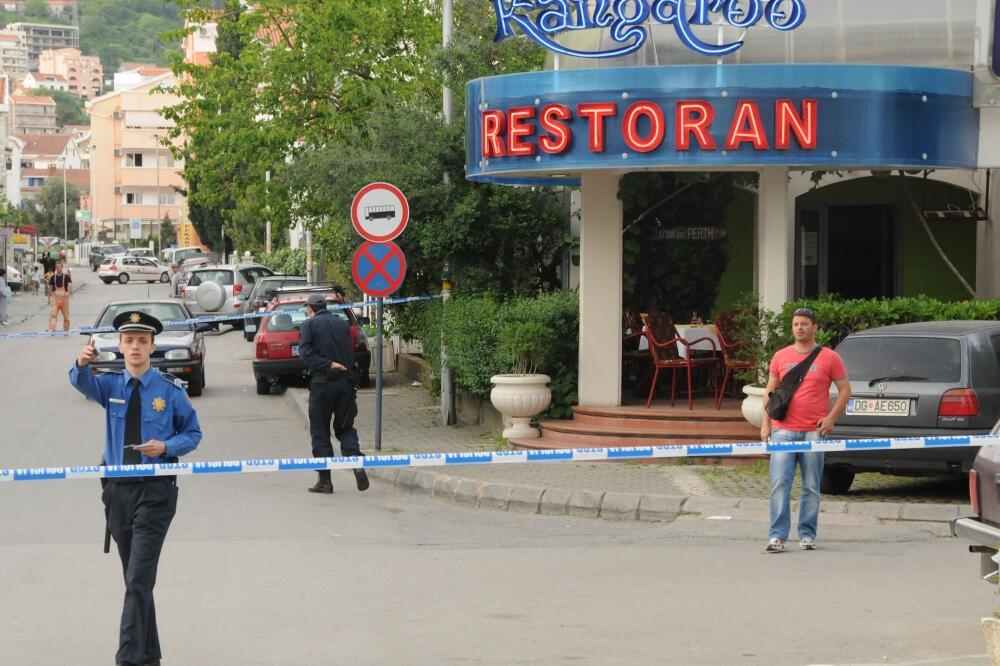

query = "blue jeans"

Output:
[[768, 429, 823, 541]]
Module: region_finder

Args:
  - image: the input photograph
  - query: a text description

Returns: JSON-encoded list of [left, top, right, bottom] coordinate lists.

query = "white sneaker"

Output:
[[765, 538, 786, 553], [800, 537, 816, 550]]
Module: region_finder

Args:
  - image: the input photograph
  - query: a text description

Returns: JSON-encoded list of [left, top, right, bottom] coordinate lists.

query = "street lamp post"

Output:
[[155, 138, 161, 253], [61, 156, 67, 244]]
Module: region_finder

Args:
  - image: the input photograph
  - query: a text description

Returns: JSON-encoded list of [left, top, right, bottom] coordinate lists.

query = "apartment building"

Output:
[[0, 31, 28, 76], [7, 132, 87, 203], [182, 19, 217, 66], [2, 1, 76, 16], [10, 94, 56, 134], [39, 47, 102, 99], [7, 22, 79, 70], [87, 73, 186, 242]]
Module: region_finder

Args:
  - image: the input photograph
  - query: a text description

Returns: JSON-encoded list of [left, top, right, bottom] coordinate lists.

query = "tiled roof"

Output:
[[19, 133, 71, 156], [11, 94, 55, 105]]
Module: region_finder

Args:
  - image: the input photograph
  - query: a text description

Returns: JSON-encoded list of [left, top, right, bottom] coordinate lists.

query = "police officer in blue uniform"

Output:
[[70, 310, 202, 666], [298, 292, 368, 494]]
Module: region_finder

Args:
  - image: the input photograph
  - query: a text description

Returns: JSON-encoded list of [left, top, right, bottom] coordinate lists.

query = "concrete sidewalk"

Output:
[[285, 372, 971, 525]]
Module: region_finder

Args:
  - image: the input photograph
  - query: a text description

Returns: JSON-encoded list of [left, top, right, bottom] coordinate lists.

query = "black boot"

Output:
[[353, 468, 369, 492], [308, 471, 333, 494]]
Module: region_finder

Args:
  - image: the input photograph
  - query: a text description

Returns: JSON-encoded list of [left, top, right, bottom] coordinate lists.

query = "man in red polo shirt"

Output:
[[761, 307, 851, 553]]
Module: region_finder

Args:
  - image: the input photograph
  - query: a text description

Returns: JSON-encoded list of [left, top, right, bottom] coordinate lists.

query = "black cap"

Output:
[[112, 310, 163, 335], [306, 293, 327, 309]]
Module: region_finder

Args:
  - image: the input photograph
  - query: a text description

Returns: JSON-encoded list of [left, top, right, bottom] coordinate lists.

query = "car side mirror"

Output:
[[356, 316, 370, 325]]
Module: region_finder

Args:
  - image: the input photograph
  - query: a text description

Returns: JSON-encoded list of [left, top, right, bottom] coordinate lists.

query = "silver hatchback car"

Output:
[[181, 263, 274, 329]]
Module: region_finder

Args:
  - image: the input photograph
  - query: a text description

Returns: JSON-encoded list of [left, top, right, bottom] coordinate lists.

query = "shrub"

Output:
[[258, 248, 306, 276], [415, 291, 580, 418], [782, 295, 1000, 348]]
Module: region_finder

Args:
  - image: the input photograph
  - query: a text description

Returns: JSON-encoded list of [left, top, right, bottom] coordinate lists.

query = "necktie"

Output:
[[123, 378, 142, 465]]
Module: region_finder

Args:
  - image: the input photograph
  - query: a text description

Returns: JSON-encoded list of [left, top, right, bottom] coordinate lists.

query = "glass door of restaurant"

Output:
[[795, 204, 899, 299]]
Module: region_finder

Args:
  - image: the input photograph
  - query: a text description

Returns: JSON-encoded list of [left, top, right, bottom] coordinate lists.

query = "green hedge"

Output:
[[782, 295, 1000, 347], [417, 291, 580, 419], [258, 248, 306, 276]]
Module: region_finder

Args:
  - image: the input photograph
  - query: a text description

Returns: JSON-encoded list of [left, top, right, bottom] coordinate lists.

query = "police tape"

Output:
[[0, 294, 442, 341], [2, 434, 996, 482]]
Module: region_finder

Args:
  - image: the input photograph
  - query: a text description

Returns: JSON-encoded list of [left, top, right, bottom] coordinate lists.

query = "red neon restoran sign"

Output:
[[481, 98, 818, 158]]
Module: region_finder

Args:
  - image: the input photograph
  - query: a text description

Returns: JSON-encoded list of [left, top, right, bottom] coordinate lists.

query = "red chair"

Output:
[[644, 313, 719, 410], [714, 311, 753, 409]]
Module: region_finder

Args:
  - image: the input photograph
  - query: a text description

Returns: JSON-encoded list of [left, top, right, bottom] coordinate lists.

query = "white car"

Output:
[[5, 265, 23, 290], [98, 256, 171, 285]]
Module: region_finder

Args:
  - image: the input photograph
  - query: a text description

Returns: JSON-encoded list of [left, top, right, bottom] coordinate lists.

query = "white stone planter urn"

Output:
[[741, 384, 767, 428], [490, 374, 552, 439]]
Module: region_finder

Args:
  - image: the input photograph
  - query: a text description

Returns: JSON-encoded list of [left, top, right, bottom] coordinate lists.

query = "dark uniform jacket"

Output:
[[298, 308, 353, 383]]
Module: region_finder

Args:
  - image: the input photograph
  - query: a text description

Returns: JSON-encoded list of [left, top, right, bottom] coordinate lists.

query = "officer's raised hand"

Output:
[[77, 340, 97, 367]]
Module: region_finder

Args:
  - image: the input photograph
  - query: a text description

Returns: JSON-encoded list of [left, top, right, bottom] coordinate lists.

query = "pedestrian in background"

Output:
[[0, 267, 11, 325], [298, 292, 369, 494], [47, 260, 72, 331], [31, 264, 42, 296], [70, 310, 202, 666], [761, 307, 851, 553], [168, 262, 182, 298]]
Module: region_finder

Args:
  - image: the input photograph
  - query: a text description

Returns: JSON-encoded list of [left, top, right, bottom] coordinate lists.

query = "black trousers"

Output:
[[308, 378, 362, 475], [102, 477, 178, 666]]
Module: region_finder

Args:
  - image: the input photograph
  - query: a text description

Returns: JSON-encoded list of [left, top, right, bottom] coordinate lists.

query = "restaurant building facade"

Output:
[[466, 0, 1000, 407]]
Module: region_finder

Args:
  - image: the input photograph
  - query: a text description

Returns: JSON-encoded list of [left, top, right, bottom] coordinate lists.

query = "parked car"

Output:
[[5, 265, 23, 290], [950, 419, 1000, 582], [241, 275, 308, 341], [251, 290, 371, 394], [89, 243, 127, 271], [826, 321, 1000, 493], [85, 299, 209, 396], [162, 246, 209, 266], [181, 263, 274, 328], [98, 256, 171, 285]]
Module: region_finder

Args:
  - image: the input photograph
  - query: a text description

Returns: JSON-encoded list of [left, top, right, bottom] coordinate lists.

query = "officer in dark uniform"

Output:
[[298, 292, 368, 494], [69, 310, 202, 666]]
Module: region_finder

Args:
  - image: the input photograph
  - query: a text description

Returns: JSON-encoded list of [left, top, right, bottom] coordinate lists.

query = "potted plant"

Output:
[[731, 292, 786, 428], [490, 320, 556, 439]]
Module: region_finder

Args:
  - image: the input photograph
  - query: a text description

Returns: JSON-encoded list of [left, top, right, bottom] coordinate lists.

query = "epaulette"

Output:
[[159, 372, 188, 391]]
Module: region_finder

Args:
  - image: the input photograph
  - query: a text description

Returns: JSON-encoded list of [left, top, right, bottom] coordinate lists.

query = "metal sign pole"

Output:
[[375, 296, 383, 451]]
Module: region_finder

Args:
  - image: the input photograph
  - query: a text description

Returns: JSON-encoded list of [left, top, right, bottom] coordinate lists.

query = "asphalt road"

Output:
[[0, 269, 995, 665]]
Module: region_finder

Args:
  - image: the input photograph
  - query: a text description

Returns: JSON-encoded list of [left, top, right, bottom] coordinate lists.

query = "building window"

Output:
[[26, 177, 44, 187], [158, 190, 176, 205], [126, 152, 143, 167], [157, 153, 174, 168], [125, 191, 141, 204]]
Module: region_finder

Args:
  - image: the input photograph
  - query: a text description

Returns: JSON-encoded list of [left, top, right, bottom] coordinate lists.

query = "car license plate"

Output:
[[847, 398, 911, 416], [291, 345, 299, 356], [245, 324, 256, 332]]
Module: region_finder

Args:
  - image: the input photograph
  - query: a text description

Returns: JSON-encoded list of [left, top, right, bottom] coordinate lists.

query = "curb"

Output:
[[283, 388, 971, 525]]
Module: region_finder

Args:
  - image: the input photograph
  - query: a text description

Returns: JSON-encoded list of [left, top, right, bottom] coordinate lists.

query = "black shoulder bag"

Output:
[[765, 346, 823, 421]]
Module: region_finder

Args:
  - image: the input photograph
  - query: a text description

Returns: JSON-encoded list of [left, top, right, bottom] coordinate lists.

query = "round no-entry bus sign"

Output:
[[352, 241, 407, 298], [351, 182, 409, 242]]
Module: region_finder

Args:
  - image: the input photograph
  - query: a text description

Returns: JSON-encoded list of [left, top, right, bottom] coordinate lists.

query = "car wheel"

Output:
[[358, 371, 371, 388], [118, 273, 129, 285], [187, 369, 204, 397], [255, 376, 270, 395], [159, 272, 170, 283], [101, 279, 112, 285], [821, 465, 855, 494]]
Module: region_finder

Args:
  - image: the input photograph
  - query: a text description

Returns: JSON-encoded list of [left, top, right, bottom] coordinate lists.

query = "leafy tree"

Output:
[[26, 87, 86, 126], [160, 214, 176, 248], [23, 177, 80, 237], [78, 0, 183, 72], [166, 0, 566, 300]]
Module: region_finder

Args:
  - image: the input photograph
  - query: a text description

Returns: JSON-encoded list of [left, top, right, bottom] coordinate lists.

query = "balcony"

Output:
[[119, 168, 181, 188]]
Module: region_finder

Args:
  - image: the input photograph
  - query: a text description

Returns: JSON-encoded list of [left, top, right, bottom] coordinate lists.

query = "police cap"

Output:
[[113, 310, 163, 336], [306, 293, 328, 309]]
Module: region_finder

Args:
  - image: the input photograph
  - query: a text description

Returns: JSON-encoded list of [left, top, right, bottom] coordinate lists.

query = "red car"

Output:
[[251, 290, 371, 394]]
